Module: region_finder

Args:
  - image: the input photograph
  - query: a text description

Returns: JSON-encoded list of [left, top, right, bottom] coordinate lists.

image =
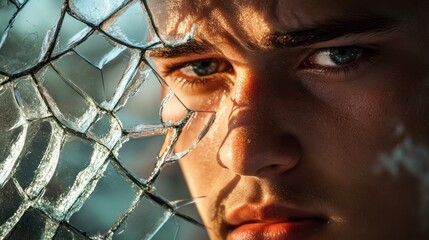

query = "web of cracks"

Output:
[[0, 0, 212, 239]]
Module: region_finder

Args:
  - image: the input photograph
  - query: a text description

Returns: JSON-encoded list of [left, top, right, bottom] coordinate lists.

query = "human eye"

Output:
[[161, 58, 233, 95], [300, 46, 378, 78]]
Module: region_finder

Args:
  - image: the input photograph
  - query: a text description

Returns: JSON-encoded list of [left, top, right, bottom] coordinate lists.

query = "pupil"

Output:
[[329, 48, 360, 65], [192, 60, 219, 76]]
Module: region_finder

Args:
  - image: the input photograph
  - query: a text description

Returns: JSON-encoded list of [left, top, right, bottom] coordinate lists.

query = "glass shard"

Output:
[[87, 112, 122, 149], [101, 0, 160, 48], [0, 1, 17, 36], [52, 13, 92, 57], [53, 224, 88, 240], [13, 118, 63, 199], [68, 161, 139, 238], [0, 180, 24, 227], [113, 194, 172, 240], [52, 52, 106, 105], [36, 66, 98, 133], [74, 32, 125, 69], [154, 215, 209, 240], [114, 134, 166, 181], [170, 111, 216, 161], [0, 125, 27, 187], [14, 75, 51, 120], [115, 68, 163, 129], [40, 135, 109, 220], [68, 0, 127, 25], [6, 208, 58, 240], [0, 74, 8, 85], [0, 82, 26, 132], [145, 0, 196, 45], [73, 32, 141, 110], [0, 0, 64, 75]]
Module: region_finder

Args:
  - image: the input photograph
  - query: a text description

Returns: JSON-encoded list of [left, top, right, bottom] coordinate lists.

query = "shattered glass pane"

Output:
[[0, 0, 210, 239]]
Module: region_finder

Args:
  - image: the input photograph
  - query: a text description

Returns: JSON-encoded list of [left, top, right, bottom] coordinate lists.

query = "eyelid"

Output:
[[298, 46, 380, 79], [167, 58, 233, 77]]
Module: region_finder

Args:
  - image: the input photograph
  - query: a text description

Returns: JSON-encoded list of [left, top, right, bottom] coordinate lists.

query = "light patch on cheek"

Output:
[[375, 125, 429, 229]]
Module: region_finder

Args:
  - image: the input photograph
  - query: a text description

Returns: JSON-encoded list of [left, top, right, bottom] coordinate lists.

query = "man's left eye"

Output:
[[307, 46, 363, 67]]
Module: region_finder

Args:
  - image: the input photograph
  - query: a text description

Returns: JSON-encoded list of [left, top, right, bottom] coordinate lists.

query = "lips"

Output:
[[225, 204, 327, 240]]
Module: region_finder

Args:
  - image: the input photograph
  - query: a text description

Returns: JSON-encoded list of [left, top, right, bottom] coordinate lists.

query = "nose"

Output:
[[217, 69, 302, 178]]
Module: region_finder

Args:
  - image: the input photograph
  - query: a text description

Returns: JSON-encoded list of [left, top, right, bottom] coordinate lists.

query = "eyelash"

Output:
[[300, 47, 378, 77]]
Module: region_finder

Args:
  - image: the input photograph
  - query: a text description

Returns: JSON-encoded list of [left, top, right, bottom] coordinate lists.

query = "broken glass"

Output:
[[0, 0, 211, 239]]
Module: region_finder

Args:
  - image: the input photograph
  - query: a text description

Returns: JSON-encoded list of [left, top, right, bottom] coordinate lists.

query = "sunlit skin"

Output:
[[148, 0, 429, 239]]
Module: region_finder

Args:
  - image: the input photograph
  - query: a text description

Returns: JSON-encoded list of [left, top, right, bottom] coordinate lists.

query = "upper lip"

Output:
[[225, 203, 328, 226]]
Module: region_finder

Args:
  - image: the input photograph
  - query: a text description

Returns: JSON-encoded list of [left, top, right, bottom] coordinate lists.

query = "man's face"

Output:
[[148, 0, 429, 239]]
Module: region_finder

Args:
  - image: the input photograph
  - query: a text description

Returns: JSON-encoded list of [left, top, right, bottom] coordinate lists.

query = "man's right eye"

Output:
[[163, 58, 233, 95], [179, 59, 221, 77]]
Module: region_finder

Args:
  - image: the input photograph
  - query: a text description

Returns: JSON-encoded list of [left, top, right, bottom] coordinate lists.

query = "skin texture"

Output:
[[148, 0, 429, 239]]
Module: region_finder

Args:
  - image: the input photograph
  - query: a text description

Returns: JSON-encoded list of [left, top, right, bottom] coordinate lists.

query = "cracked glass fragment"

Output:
[[14, 75, 51, 120], [155, 215, 209, 240], [115, 69, 162, 129], [52, 13, 92, 57], [170, 111, 216, 161], [6, 208, 58, 240], [0, 83, 26, 132], [68, 161, 139, 237], [36, 66, 98, 133], [0, 0, 64, 75], [14, 118, 63, 199], [68, 0, 127, 25], [40, 135, 109, 220], [102, 0, 159, 48], [113, 194, 172, 240], [0, 180, 24, 227], [0, 125, 26, 187], [73, 32, 140, 110], [87, 112, 122, 149], [115, 134, 166, 181], [9, 0, 28, 8], [54, 224, 88, 240], [0, 1, 17, 37], [0, 74, 8, 85], [145, 0, 196, 45], [52, 52, 106, 105]]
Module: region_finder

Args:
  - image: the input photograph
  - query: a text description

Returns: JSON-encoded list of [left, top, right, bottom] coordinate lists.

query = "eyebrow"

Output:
[[149, 14, 402, 58]]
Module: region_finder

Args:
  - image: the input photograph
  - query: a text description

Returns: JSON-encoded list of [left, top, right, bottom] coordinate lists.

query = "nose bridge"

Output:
[[217, 67, 302, 177]]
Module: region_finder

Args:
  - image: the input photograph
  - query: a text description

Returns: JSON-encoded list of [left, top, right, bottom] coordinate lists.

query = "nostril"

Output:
[[256, 160, 300, 177]]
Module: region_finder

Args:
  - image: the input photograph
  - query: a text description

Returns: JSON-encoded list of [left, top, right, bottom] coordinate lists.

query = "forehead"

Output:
[[147, 0, 428, 46]]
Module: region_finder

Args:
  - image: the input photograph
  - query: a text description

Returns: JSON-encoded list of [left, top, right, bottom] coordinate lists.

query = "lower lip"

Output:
[[229, 220, 325, 240]]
